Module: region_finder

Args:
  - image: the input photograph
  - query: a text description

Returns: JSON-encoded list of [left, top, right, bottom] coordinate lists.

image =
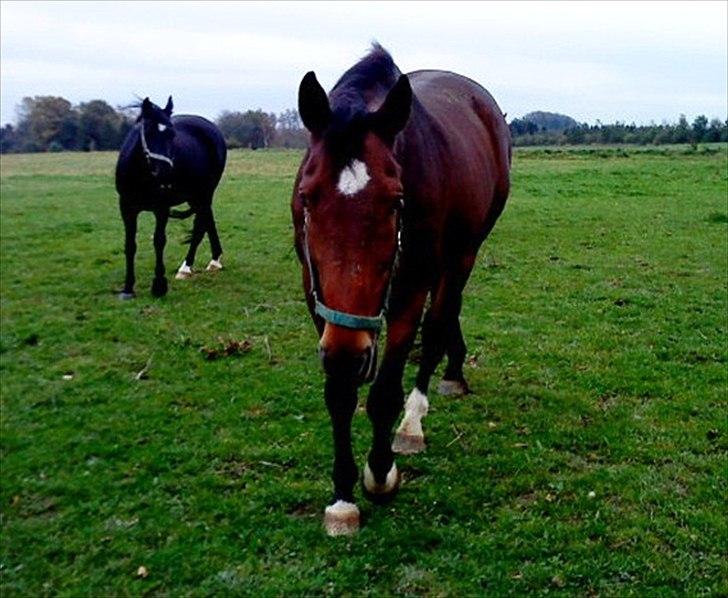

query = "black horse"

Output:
[[116, 96, 227, 299]]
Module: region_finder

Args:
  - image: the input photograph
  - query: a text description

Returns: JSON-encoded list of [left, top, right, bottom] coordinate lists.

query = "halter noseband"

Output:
[[138, 122, 174, 169], [302, 202, 403, 333]]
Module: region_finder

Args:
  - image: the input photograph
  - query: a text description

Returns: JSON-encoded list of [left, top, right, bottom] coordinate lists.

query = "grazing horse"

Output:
[[116, 96, 227, 299], [291, 45, 511, 535]]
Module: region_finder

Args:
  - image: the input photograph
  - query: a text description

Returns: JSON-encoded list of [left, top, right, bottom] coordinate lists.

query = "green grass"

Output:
[[1, 145, 727, 596]]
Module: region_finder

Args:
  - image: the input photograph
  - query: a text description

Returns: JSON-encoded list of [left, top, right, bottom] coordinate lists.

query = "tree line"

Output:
[[1, 97, 726, 154], [509, 111, 728, 146], [0, 96, 309, 154]]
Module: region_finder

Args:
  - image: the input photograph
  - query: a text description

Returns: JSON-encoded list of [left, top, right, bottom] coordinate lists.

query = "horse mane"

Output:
[[326, 43, 402, 164]]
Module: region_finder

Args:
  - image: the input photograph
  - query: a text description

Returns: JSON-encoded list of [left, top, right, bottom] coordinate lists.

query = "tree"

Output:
[[0, 124, 18, 153], [673, 114, 690, 144], [691, 115, 709, 143], [274, 109, 309, 148], [78, 99, 125, 150], [17, 96, 79, 151], [215, 109, 277, 149]]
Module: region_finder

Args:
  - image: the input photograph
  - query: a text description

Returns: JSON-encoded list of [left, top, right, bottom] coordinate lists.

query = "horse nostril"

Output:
[[358, 346, 371, 377]]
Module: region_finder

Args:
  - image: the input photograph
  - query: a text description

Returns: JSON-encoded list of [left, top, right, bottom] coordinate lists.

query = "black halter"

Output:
[[302, 199, 403, 332]]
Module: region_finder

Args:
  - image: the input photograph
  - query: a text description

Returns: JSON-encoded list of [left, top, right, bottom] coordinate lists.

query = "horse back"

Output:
[[400, 70, 511, 244], [172, 115, 227, 182]]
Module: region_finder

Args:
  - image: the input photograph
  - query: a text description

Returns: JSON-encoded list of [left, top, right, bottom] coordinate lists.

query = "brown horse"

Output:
[[291, 45, 511, 535]]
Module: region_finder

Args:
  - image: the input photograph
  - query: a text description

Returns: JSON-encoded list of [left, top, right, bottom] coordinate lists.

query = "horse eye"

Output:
[[157, 124, 167, 133], [299, 191, 309, 207]]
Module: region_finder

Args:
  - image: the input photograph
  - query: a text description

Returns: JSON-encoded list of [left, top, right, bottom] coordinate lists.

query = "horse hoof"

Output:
[[151, 278, 168, 297], [362, 462, 400, 504], [118, 291, 135, 300], [323, 501, 360, 536], [206, 259, 223, 272], [392, 432, 426, 455], [438, 379, 470, 396], [175, 261, 192, 280]]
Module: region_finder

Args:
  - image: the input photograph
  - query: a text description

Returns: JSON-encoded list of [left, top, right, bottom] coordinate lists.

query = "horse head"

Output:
[[296, 71, 412, 383], [138, 96, 175, 181]]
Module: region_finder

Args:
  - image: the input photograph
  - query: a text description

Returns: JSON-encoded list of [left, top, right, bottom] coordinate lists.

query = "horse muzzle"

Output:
[[319, 325, 377, 384]]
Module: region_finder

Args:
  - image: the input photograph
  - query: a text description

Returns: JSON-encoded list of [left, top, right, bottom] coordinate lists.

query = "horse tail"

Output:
[[169, 207, 195, 219]]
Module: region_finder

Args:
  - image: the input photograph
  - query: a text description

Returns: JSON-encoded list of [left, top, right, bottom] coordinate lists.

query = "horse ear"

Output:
[[141, 97, 152, 117], [164, 96, 173, 115], [372, 75, 412, 145], [298, 71, 330, 136]]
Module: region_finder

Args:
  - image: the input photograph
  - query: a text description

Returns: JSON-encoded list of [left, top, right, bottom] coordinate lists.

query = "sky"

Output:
[[1, 1, 726, 126]]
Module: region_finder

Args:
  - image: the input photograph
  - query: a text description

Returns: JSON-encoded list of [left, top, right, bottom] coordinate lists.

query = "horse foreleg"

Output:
[[119, 203, 138, 299], [323, 375, 360, 536], [367, 287, 428, 484], [151, 209, 169, 297]]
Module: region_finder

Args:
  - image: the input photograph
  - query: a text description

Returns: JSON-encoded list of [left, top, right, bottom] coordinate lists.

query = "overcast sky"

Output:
[[1, 1, 726, 126]]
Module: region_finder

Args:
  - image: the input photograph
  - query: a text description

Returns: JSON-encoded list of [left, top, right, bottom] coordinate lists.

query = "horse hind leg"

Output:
[[205, 207, 224, 272], [176, 210, 207, 280], [393, 255, 476, 454], [439, 252, 477, 396], [439, 316, 471, 396]]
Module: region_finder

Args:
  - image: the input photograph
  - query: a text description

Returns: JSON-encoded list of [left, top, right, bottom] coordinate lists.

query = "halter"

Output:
[[302, 200, 403, 332], [138, 122, 174, 169]]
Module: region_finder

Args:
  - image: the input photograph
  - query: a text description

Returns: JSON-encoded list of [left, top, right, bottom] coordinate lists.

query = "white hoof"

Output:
[[323, 500, 360, 536], [206, 258, 223, 272], [363, 462, 400, 495], [392, 432, 426, 455], [175, 261, 192, 280], [438, 379, 469, 396]]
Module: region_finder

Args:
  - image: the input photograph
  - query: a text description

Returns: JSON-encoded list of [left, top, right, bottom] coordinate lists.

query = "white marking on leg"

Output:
[[392, 388, 428, 454], [323, 500, 360, 536], [363, 461, 399, 494], [175, 260, 192, 280], [337, 160, 370, 196], [206, 258, 223, 271], [397, 388, 429, 438]]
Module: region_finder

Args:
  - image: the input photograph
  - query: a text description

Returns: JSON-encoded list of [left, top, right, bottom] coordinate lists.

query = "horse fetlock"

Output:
[[403, 387, 429, 417], [175, 261, 193, 280], [151, 276, 168, 297], [363, 461, 400, 495], [392, 388, 428, 454], [323, 500, 360, 536]]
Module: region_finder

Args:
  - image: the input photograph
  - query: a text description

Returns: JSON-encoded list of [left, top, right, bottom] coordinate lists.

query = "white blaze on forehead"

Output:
[[337, 159, 370, 196]]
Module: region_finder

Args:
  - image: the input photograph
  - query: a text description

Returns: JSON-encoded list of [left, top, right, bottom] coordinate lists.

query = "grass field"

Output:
[[1, 145, 726, 596]]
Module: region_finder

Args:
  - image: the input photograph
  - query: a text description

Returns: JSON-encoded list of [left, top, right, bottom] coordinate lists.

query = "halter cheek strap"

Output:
[[139, 122, 174, 168]]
